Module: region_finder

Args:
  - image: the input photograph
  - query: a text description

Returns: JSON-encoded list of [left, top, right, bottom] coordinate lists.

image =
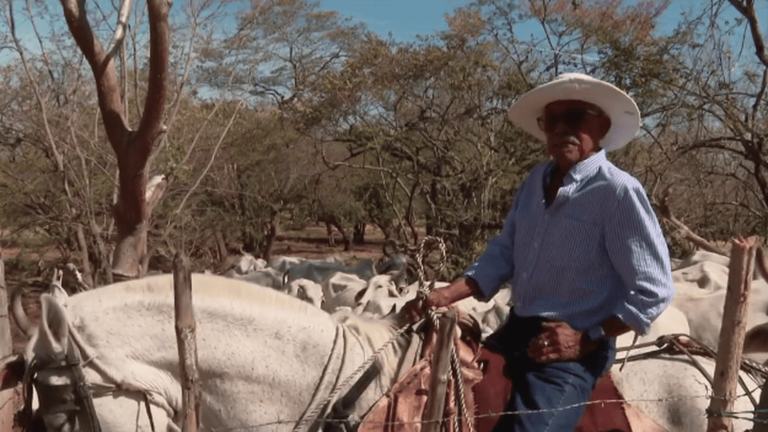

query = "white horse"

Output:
[[17, 273, 761, 432], [18, 274, 413, 432]]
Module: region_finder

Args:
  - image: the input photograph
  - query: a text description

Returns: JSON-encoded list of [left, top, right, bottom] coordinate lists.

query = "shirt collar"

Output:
[[546, 150, 607, 183], [568, 150, 606, 182], [544, 150, 608, 187]]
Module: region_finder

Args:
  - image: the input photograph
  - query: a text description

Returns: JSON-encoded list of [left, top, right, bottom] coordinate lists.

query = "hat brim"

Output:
[[507, 75, 641, 151]]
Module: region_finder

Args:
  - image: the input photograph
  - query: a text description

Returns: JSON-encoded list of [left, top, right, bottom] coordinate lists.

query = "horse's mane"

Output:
[[69, 273, 322, 317]]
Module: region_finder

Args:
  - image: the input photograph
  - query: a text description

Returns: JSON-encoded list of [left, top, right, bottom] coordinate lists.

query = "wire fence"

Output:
[[208, 393, 768, 431]]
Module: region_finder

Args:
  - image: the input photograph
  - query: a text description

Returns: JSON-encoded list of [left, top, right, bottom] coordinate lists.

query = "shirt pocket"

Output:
[[541, 217, 601, 271]]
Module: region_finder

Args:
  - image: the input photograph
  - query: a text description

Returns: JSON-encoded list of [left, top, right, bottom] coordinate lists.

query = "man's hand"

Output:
[[401, 296, 426, 324], [527, 321, 597, 364], [401, 278, 480, 323]]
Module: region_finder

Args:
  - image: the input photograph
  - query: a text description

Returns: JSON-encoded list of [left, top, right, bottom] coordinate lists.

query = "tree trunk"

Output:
[[214, 230, 229, 273], [112, 177, 149, 281], [332, 222, 352, 251], [262, 221, 278, 261], [60, 0, 171, 282], [376, 223, 392, 240], [353, 222, 366, 244], [242, 230, 260, 254]]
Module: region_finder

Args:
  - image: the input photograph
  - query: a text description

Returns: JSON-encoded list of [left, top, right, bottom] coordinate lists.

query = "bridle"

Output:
[[19, 337, 158, 432], [20, 338, 102, 432]]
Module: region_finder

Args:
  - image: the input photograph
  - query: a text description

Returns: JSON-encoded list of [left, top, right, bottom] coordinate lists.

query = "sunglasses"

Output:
[[537, 108, 604, 132]]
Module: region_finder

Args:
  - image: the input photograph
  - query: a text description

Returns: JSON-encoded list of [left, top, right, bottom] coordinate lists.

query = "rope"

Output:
[[295, 321, 417, 432], [292, 323, 345, 432], [450, 342, 474, 432], [413, 236, 477, 432], [414, 236, 448, 300]]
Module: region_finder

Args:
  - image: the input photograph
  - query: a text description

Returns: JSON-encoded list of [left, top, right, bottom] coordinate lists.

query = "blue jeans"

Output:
[[484, 311, 616, 432]]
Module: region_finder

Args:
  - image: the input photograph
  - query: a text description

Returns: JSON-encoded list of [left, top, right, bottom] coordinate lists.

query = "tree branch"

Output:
[[59, 0, 129, 150], [135, 0, 171, 162], [105, 0, 132, 61], [727, 0, 768, 68], [652, 185, 730, 256]]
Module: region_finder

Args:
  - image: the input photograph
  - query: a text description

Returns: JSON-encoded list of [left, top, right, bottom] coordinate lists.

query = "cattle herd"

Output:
[[222, 252, 512, 338], [221, 248, 768, 366]]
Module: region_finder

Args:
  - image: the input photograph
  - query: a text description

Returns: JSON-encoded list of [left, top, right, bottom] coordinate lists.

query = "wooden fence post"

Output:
[[707, 238, 755, 432], [0, 258, 20, 432], [423, 311, 457, 432], [0, 260, 13, 361], [754, 248, 768, 432], [174, 254, 201, 432]]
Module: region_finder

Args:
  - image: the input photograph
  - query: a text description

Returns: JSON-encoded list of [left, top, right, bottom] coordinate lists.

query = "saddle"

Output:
[[358, 312, 666, 432]]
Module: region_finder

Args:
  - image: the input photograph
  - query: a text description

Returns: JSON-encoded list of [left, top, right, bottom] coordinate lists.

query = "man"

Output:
[[416, 73, 675, 431]]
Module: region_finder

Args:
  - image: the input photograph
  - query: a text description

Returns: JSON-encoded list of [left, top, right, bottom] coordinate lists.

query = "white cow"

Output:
[[225, 267, 284, 289], [225, 253, 267, 276], [610, 355, 758, 432], [353, 273, 413, 317], [356, 281, 511, 338], [672, 260, 730, 293], [267, 255, 345, 274], [672, 276, 768, 355], [676, 250, 732, 270], [321, 272, 369, 313], [669, 249, 768, 364], [284, 259, 377, 285], [284, 278, 324, 308]]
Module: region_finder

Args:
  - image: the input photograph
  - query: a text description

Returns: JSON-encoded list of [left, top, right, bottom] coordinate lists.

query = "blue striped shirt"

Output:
[[464, 150, 674, 334]]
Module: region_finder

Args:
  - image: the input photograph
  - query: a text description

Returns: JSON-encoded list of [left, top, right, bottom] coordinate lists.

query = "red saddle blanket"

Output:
[[359, 338, 666, 432]]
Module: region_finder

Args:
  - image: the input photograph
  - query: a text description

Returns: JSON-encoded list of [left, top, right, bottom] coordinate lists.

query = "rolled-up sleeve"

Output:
[[605, 182, 675, 334], [463, 182, 525, 301]]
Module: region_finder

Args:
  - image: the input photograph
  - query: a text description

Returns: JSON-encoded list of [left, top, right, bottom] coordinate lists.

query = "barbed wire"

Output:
[[209, 392, 766, 432]]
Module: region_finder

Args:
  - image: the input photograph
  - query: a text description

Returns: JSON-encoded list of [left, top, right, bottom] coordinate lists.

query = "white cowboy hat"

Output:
[[507, 73, 641, 151]]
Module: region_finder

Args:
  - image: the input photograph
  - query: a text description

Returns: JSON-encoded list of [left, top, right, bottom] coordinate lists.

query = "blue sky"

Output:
[[316, 1, 763, 43], [318, 0, 473, 41]]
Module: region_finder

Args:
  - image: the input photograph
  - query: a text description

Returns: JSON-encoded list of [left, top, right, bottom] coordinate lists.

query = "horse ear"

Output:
[[37, 294, 70, 356]]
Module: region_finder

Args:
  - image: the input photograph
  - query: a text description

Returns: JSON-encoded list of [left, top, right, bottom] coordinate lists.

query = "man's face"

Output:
[[539, 100, 611, 171]]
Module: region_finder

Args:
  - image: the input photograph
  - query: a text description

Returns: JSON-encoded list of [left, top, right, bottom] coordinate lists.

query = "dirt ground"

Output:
[[264, 224, 388, 261], [3, 223, 394, 354]]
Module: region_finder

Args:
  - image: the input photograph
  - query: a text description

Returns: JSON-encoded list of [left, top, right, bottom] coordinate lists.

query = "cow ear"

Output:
[[38, 294, 70, 357]]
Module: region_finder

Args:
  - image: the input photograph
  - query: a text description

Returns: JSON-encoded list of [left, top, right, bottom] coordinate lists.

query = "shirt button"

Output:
[[522, 272, 528, 279], [534, 242, 539, 248]]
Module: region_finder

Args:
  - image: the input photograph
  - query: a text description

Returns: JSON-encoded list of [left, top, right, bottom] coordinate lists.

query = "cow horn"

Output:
[[11, 290, 33, 338]]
